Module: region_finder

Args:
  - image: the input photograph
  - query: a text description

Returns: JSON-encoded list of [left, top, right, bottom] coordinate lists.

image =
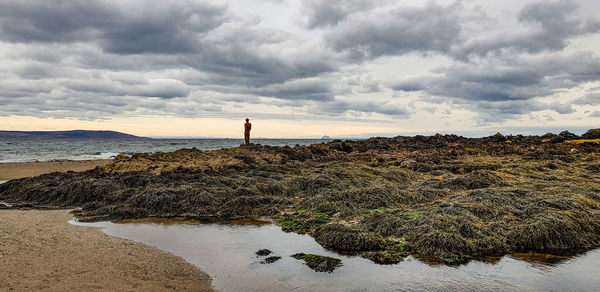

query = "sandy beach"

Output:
[[0, 209, 212, 291], [0, 162, 213, 291], [0, 160, 111, 180]]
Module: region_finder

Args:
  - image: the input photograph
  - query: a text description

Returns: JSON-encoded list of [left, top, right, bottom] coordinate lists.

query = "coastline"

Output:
[[0, 159, 111, 180], [0, 209, 212, 291]]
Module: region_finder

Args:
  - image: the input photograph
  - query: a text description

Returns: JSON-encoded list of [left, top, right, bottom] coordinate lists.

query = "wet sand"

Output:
[[0, 160, 111, 180], [0, 210, 212, 291]]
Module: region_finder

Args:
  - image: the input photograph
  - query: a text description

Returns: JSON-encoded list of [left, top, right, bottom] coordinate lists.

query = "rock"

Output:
[[582, 128, 600, 139], [260, 256, 281, 264], [256, 249, 272, 256], [114, 153, 130, 161], [291, 253, 342, 273], [559, 130, 579, 140], [541, 133, 557, 140], [313, 224, 384, 251], [489, 132, 505, 142], [436, 170, 502, 190]]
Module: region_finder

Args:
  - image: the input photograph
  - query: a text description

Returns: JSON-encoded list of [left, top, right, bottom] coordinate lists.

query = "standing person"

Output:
[[244, 118, 252, 145]]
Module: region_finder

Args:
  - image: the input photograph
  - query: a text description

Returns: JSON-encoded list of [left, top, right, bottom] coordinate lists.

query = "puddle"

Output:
[[72, 219, 600, 292]]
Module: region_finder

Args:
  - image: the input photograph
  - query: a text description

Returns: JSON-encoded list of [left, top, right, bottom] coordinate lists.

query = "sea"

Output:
[[0, 138, 329, 163]]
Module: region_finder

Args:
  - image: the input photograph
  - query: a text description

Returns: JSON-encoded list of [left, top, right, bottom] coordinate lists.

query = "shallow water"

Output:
[[72, 220, 600, 292]]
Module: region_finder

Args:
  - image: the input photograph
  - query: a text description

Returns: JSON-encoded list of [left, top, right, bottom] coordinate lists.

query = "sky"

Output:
[[0, 0, 599, 138]]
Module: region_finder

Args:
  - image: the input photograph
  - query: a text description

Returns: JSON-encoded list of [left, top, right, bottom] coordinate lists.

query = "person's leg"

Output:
[[245, 132, 250, 145]]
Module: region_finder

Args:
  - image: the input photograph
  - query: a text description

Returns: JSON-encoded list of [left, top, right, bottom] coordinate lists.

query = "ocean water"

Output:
[[0, 138, 329, 163]]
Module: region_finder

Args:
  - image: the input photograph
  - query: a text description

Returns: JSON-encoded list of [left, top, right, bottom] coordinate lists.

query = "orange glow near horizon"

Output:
[[0, 116, 401, 138]]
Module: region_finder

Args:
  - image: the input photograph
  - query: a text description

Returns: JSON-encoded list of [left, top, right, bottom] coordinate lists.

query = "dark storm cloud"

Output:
[[0, 0, 599, 122], [300, 0, 375, 28], [62, 78, 190, 99], [325, 2, 462, 60], [0, 0, 341, 119], [0, 0, 227, 54], [312, 0, 598, 63], [250, 78, 334, 101], [392, 52, 600, 119], [0, 0, 337, 85], [453, 0, 600, 59]]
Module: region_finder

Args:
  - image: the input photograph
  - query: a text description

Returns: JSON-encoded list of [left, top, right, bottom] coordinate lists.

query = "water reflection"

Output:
[[72, 219, 600, 292]]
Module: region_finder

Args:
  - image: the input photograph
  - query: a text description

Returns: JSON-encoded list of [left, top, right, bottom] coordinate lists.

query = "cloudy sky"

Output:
[[0, 0, 599, 138]]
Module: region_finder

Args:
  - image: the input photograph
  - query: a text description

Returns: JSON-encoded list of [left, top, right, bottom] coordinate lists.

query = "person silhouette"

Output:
[[244, 118, 252, 145]]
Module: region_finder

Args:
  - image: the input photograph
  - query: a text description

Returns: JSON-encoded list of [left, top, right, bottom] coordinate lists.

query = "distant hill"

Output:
[[0, 130, 142, 139]]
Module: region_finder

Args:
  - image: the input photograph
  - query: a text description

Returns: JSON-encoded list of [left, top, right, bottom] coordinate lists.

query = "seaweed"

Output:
[[291, 253, 342, 272]]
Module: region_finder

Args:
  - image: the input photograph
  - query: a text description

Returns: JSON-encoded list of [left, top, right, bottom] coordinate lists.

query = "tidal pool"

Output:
[[72, 219, 600, 292]]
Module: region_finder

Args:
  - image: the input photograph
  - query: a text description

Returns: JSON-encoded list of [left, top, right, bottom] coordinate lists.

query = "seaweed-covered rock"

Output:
[[313, 224, 384, 251], [411, 231, 474, 264], [361, 242, 411, 264], [582, 128, 600, 139], [256, 249, 272, 256], [261, 256, 281, 264], [507, 213, 598, 252], [436, 170, 502, 190], [291, 253, 342, 272], [559, 130, 579, 140], [363, 214, 404, 237]]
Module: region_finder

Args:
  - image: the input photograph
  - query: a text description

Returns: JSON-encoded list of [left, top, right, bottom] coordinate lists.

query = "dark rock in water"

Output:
[[256, 249, 272, 256], [291, 253, 342, 273], [582, 128, 600, 139], [362, 250, 407, 265], [260, 256, 281, 264]]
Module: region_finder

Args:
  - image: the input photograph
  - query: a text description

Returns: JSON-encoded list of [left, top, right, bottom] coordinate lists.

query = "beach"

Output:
[[0, 160, 111, 180], [1, 161, 213, 291], [0, 209, 212, 291]]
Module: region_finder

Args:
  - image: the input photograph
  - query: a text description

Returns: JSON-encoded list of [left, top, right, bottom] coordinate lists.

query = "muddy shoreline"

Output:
[[0, 209, 212, 291], [1, 131, 600, 264]]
